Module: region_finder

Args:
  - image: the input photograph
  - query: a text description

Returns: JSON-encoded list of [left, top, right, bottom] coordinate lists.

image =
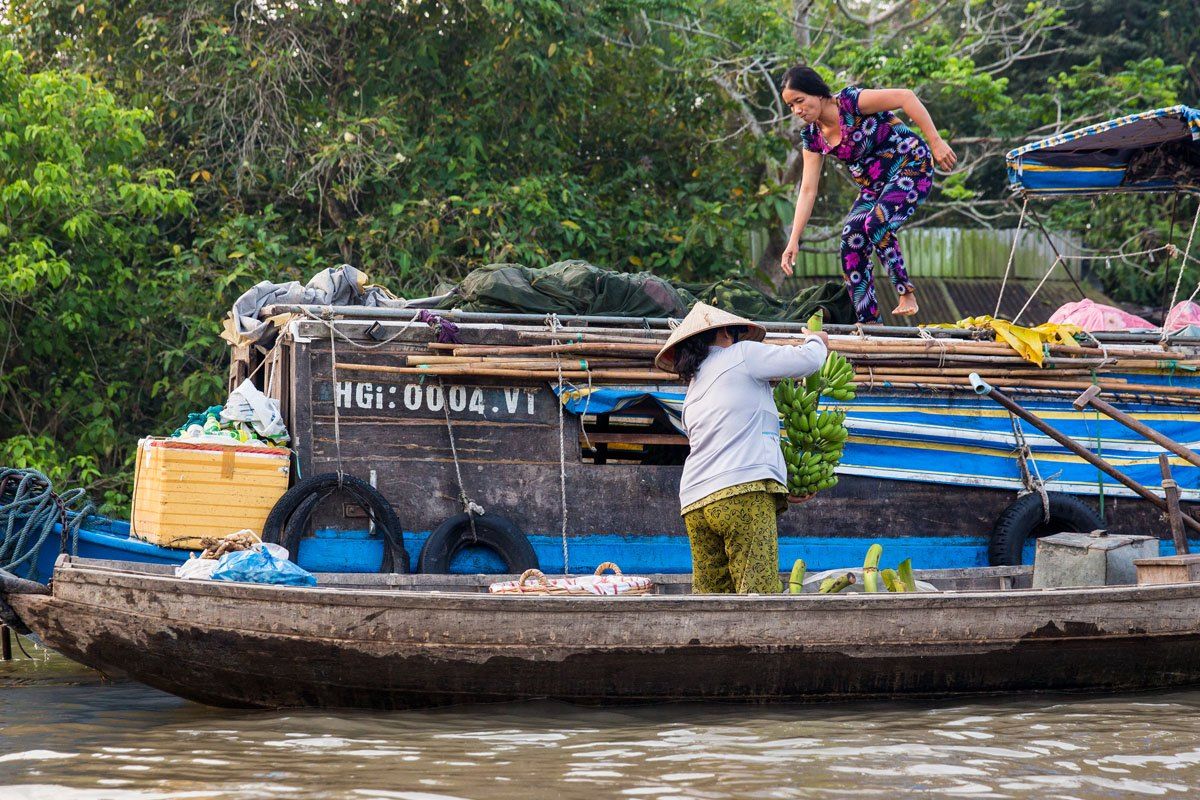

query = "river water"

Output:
[[2, 640, 1199, 799]]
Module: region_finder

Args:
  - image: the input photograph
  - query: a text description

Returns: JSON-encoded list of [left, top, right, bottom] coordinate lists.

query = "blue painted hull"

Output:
[[18, 517, 1198, 583]]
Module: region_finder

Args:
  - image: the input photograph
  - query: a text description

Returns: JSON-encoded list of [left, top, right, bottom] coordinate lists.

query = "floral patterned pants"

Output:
[[840, 155, 934, 323], [683, 491, 783, 594]]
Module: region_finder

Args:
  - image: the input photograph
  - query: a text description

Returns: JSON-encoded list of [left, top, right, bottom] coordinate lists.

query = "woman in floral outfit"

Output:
[[779, 66, 957, 323]]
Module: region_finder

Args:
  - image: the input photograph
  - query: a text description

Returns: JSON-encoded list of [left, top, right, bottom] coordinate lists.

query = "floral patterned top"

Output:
[[800, 86, 930, 187]]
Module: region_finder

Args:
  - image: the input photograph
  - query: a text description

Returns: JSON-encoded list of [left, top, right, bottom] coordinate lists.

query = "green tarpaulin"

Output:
[[440, 260, 854, 324]]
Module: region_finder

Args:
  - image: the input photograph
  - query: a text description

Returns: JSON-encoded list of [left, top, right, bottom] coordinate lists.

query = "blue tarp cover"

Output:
[[1006, 105, 1200, 196], [555, 378, 1200, 501]]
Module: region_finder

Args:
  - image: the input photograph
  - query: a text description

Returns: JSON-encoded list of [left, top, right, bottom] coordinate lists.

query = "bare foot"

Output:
[[892, 293, 919, 317]]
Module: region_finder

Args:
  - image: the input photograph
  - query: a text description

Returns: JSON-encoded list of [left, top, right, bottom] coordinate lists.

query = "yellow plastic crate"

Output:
[[131, 438, 291, 550]]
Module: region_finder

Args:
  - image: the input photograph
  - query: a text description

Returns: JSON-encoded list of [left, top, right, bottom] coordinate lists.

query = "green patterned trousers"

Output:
[[683, 490, 783, 594]]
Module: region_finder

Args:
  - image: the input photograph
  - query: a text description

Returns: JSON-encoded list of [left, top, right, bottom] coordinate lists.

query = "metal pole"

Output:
[[1159, 454, 1190, 554], [970, 374, 1200, 534], [1073, 385, 1200, 470]]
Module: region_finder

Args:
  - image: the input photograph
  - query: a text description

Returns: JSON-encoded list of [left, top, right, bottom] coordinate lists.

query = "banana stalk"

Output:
[[863, 543, 883, 593], [897, 558, 918, 592], [880, 568, 901, 592], [817, 572, 856, 594], [788, 559, 807, 594]]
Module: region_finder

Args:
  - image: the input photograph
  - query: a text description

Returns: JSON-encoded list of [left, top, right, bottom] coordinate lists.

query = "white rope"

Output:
[[1009, 413, 1049, 522], [916, 327, 948, 369], [1012, 256, 1061, 325], [1161, 202, 1200, 341], [1053, 244, 1173, 261], [1077, 329, 1114, 369], [297, 307, 421, 349], [438, 377, 484, 541], [327, 309, 344, 486], [546, 313, 570, 575], [995, 197, 1028, 318]]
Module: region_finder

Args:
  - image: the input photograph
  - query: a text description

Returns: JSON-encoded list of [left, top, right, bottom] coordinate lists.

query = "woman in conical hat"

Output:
[[656, 303, 828, 594]]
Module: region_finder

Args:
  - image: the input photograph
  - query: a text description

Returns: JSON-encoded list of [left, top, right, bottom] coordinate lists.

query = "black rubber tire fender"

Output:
[[988, 492, 1106, 566], [262, 473, 409, 574], [417, 513, 538, 574]]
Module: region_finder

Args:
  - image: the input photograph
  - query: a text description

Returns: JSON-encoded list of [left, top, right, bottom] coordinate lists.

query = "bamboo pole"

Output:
[[336, 362, 677, 381], [406, 355, 647, 369]]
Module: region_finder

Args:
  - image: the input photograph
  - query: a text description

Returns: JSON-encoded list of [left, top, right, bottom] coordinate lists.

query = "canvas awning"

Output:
[[1006, 105, 1200, 196]]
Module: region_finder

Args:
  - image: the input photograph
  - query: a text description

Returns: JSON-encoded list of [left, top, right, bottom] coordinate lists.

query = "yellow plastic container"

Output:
[[130, 438, 291, 550]]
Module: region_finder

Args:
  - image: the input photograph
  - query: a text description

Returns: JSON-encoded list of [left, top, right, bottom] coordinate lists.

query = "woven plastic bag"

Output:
[[1165, 300, 1200, 334], [210, 543, 317, 587]]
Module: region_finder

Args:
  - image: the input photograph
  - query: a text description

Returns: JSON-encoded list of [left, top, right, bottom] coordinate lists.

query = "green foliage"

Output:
[[0, 0, 1194, 512], [0, 46, 193, 510]]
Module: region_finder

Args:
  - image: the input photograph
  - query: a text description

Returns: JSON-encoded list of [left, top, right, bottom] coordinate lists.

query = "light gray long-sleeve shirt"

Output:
[[678, 337, 828, 511]]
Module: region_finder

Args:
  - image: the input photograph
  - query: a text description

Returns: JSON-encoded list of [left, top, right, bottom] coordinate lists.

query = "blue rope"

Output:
[[0, 468, 96, 582]]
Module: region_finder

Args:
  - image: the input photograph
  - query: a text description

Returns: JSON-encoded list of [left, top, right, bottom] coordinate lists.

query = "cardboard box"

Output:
[[131, 438, 291, 550]]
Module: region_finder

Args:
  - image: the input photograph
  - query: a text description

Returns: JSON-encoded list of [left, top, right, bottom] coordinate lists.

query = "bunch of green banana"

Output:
[[773, 311, 857, 498], [817, 351, 857, 402]]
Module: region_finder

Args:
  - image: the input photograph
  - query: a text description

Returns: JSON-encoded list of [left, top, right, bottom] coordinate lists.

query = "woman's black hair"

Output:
[[781, 65, 832, 98], [674, 325, 749, 382]]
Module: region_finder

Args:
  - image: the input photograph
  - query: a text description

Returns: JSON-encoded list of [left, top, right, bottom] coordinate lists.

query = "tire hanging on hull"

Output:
[[417, 513, 538, 574], [988, 492, 1106, 566], [262, 473, 409, 573]]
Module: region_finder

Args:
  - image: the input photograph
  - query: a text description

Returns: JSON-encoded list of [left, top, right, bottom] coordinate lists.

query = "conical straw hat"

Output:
[[655, 302, 766, 372]]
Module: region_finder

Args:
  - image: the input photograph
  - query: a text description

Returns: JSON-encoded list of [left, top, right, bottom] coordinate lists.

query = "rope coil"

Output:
[[0, 469, 96, 580]]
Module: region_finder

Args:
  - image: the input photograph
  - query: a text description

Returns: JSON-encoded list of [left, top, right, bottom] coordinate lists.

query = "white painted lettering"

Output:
[[468, 389, 485, 415], [448, 385, 467, 412], [504, 388, 520, 414], [403, 384, 422, 411], [355, 382, 373, 409], [335, 381, 352, 409], [426, 385, 445, 412]]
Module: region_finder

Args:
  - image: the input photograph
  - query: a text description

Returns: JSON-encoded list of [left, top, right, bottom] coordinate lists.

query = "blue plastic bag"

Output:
[[210, 544, 317, 587]]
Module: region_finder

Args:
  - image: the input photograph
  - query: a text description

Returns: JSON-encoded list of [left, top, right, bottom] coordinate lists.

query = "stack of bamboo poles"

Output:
[[336, 326, 1200, 402]]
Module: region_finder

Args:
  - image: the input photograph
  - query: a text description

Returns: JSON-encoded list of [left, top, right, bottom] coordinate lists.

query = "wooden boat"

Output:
[[227, 309, 1199, 575], [5, 555, 1200, 709]]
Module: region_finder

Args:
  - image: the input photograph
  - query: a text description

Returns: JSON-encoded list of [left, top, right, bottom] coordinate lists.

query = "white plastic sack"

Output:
[[800, 567, 939, 593], [221, 378, 288, 441], [176, 557, 220, 581]]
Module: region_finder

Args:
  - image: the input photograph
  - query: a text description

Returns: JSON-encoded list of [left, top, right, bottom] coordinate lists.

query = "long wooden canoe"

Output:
[[4, 556, 1200, 709]]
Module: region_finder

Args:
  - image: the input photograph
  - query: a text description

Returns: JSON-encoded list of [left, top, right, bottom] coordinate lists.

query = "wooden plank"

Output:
[[580, 432, 689, 446]]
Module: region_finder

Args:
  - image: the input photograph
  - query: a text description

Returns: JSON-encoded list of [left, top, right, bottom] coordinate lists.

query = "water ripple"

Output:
[[3, 650, 1200, 798]]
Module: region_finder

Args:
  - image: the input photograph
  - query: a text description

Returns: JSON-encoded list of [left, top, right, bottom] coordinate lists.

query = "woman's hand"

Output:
[[892, 293, 919, 317], [781, 239, 799, 276], [802, 328, 829, 348], [930, 137, 957, 171]]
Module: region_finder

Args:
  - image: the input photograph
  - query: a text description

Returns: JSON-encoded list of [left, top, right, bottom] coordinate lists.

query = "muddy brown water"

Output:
[[3, 640, 1200, 799]]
